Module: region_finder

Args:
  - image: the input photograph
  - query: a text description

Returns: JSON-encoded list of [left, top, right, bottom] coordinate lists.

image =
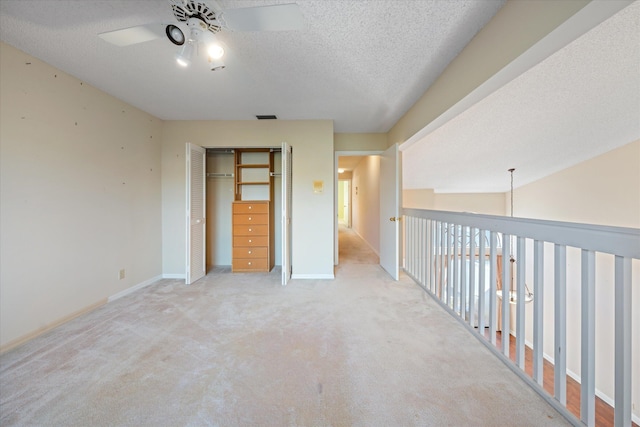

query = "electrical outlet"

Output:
[[119, 269, 125, 280]]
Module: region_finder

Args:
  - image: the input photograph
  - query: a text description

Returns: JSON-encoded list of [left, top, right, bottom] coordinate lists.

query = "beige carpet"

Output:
[[0, 232, 571, 426], [338, 224, 379, 265]]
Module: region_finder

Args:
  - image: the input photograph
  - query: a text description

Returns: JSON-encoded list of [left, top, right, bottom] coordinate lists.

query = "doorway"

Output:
[[334, 146, 401, 278], [338, 179, 351, 228], [186, 144, 292, 285], [334, 151, 382, 266]]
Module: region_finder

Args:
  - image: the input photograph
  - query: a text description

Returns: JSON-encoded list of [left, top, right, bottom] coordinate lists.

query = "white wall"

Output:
[[0, 43, 163, 349], [161, 120, 334, 279], [205, 151, 235, 267], [351, 156, 381, 254], [338, 181, 346, 221]]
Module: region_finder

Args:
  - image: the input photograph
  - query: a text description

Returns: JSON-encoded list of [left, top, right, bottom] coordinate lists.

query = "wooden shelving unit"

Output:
[[234, 148, 273, 201], [232, 149, 275, 272]]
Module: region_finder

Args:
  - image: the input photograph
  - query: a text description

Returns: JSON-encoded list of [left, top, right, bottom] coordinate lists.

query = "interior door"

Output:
[[281, 142, 292, 285], [186, 143, 206, 285], [379, 143, 402, 280]]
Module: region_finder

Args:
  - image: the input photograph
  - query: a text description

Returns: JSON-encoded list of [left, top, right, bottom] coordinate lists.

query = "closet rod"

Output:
[[207, 173, 234, 178]]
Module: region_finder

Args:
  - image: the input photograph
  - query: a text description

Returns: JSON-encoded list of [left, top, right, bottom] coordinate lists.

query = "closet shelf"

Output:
[[237, 181, 270, 185], [207, 172, 234, 178], [236, 164, 270, 169]]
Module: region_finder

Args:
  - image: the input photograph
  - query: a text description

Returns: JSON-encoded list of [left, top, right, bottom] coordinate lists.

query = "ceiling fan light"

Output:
[[165, 24, 185, 45], [209, 57, 226, 72], [175, 42, 193, 67], [207, 43, 224, 60]]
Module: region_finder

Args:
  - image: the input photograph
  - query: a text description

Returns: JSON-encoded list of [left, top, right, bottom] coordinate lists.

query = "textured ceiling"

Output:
[[403, 1, 640, 193], [0, 0, 505, 133]]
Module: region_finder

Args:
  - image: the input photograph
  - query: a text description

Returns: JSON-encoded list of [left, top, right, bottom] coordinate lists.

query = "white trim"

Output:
[[108, 275, 162, 302], [291, 273, 335, 280], [162, 273, 186, 279]]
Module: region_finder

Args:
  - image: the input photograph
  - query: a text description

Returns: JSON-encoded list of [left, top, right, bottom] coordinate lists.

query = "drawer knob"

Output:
[[248, 206, 252, 210], [249, 239, 252, 243], [248, 250, 252, 254], [249, 217, 252, 221], [248, 262, 252, 265], [248, 228, 252, 232]]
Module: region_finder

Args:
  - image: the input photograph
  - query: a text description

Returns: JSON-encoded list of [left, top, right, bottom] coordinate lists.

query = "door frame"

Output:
[[334, 150, 382, 265], [186, 144, 291, 281]]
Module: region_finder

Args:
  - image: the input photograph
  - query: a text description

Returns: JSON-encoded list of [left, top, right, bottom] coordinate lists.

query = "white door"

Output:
[[186, 143, 206, 285], [379, 143, 402, 280], [281, 142, 292, 285]]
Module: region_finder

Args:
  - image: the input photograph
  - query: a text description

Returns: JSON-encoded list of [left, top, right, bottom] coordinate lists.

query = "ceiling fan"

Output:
[[98, 0, 304, 71]]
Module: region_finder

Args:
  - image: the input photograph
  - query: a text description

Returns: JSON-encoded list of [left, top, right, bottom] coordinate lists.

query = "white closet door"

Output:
[[281, 142, 292, 286], [186, 143, 206, 285]]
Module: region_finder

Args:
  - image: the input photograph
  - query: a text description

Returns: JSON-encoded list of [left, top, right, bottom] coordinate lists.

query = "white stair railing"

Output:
[[403, 208, 639, 427]]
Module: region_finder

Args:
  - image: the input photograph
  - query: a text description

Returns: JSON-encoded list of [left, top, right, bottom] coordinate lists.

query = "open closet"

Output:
[[205, 148, 283, 273]]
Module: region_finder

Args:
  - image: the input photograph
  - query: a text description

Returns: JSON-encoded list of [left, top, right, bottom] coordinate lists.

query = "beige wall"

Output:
[[351, 156, 381, 254], [388, 0, 588, 147], [334, 133, 387, 151], [0, 43, 163, 349], [403, 189, 505, 215], [513, 140, 640, 228], [161, 120, 335, 278]]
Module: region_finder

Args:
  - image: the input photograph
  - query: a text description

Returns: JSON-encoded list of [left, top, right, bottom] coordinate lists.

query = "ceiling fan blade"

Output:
[[98, 23, 165, 47], [222, 3, 304, 32]]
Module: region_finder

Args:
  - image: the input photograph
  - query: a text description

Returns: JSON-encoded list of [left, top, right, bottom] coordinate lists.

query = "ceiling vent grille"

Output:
[[256, 115, 277, 120]]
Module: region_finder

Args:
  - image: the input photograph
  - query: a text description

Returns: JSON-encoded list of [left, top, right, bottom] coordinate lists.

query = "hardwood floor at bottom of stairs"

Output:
[[487, 331, 638, 427]]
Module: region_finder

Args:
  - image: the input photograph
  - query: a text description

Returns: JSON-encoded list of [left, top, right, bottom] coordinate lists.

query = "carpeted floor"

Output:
[[0, 230, 571, 426], [338, 223, 379, 265]]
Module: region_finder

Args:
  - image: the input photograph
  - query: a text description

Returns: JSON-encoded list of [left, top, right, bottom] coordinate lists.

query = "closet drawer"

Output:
[[233, 203, 269, 214], [234, 236, 268, 247], [233, 247, 267, 259], [234, 214, 268, 225], [232, 258, 268, 271], [233, 224, 268, 236]]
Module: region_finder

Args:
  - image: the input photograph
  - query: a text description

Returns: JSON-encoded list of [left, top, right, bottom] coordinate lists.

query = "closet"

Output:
[[205, 148, 281, 273]]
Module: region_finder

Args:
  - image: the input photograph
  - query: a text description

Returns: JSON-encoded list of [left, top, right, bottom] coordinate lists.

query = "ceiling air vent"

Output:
[[256, 115, 277, 120]]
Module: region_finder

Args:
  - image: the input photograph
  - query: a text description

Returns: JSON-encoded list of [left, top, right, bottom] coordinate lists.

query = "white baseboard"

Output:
[[352, 228, 380, 256], [291, 273, 335, 280], [108, 275, 162, 302], [162, 273, 186, 279]]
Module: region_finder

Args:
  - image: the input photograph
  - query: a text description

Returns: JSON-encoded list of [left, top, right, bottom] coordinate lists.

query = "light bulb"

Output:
[[207, 43, 224, 60], [175, 42, 193, 67]]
